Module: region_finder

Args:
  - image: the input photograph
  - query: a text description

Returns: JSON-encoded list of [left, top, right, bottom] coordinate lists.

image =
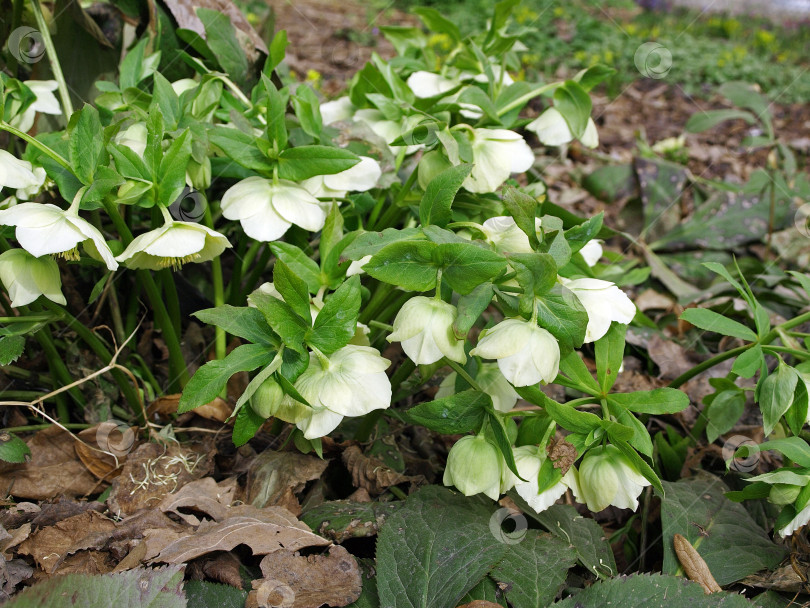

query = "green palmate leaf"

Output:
[[250, 291, 309, 352], [516, 386, 600, 435], [0, 335, 25, 366], [308, 276, 361, 354], [705, 389, 745, 443], [193, 306, 275, 346], [184, 580, 248, 608], [277, 146, 359, 181], [68, 104, 104, 184], [4, 565, 185, 608], [197, 8, 249, 90], [453, 282, 494, 339], [553, 573, 757, 607], [178, 344, 275, 413], [680, 308, 758, 342], [365, 240, 438, 291], [439, 243, 506, 295], [273, 259, 312, 322], [557, 350, 600, 395], [376, 486, 507, 608], [269, 242, 322, 293], [607, 388, 689, 415], [660, 473, 786, 586], [232, 401, 267, 447], [419, 163, 471, 228], [405, 389, 489, 434], [534, 285, 588, 350], [515, 502, 616, 579], [0, 432, 31, 464], [685, 109, 757, 133], [208, 126, 275, 173], [502, 186, 539, 250], [732, 345, 763, 378], [341, 227, 424, 260], [760, 362, 799, 436], [553, 80, 591, 140], [595, 322, 625, 393], [490, 533, 577, 608]]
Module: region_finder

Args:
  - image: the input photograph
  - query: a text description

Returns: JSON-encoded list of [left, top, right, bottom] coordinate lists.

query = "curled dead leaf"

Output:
[[341, 445, 422, 495], [247, 451, 329, 516], [546, 436, 577, 475], [159, 477, 237, 526], [673, 533, 721, 593]]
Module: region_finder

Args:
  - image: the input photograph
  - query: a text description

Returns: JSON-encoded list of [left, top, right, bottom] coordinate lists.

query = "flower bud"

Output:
[[186, 156, 212, 191], [117, 181, 152, 205], [573, 444, 650, 511], [250, 377, 285, 419], [443, 435, 503, 500], [387, 296, 466, 365], [770, 483, 802, 506]]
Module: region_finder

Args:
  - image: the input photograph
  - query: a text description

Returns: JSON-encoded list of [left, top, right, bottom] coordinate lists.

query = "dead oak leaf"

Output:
[[246, 451, 329, 516], [159, 477, 237, 526], [342, 445, 422, 495]]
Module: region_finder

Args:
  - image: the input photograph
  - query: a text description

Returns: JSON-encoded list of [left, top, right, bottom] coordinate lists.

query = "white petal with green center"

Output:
[[388, 296, 465, 365], [266, 182, 326, 232], [0, 249, 65, 307]]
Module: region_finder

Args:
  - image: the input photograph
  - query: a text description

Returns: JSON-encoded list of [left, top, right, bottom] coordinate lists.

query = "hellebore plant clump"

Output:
[[4, 1, 810, 566]]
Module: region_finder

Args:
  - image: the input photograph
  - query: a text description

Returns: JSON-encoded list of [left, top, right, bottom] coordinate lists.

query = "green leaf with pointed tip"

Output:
[[405, 389, 489, 434], [68, 104, 104, 184], [534, 285, 588, 350], [198, 7, 249, 89], [0, 432, 30, 464], [0, 335, 25, 366], [732, 345, 763, 378], [608, 388, 689, 415], [760, 362, 799, 436], [277, 146, 359, 181], [680, 308, 757, 342], [193, 306, 276, 346], [553, 80, 591, 139], [308, 276, 361, 355], [502, 186, 539, 250], [269, 242, 322, 293], [439, 243, 506, 295], [274, 259, 312, 323], [595, 322, 625, 393], [365, 240, 438, 292], [419, 164, 471, 228], [250, 291, 309, 352], [453, 282, 494, 339]]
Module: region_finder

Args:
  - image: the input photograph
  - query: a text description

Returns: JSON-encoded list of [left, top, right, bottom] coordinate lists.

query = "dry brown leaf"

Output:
[[0, 427, 99, 499], [342, 445, 421, 495], [1, 524, 30, 558], [246, 545, 361, 608], [17, 511, 115, 573], [75, 423, 138, 480], [546, 436, 577, 475], [0, 555, 33, 598], [106, 441, 213, 517], [159, 477, 237, 525], [49, 550, 113, 576], [673, 533, 722, 593], [30, 498, 105, 528], [246, 451, 329, 516], [112, 541, 148, 573], [741, 563, 807, 593], [193, 397, 233, 422], [154, 505, 330, 564], [187, 551, 243, 589], [647, 334, 698, 380]]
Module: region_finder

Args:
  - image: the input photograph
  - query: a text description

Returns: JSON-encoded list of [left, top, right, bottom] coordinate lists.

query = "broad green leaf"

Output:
[[534, 285, 588, 350], [68, 104, 103, 184], [274, 259, 312, 322], [376, 486, 507, 608], [0, 335, 25, 366], [232, 401, 267, 447], [419, 164, 471, 228], [517, 502, 616, 579], [748, 437, 810, 468], [265, 30, 288, 74], [365, 241, 438, 292], [553, 573, 757, 607], [786, 379, 808, 437], [563, 213, 604, 255], [0, 432, 30, 464], [198, 8, 249, 89], [439, 243, 506, 295], [277, 146, 359, 181], [292, 83, 323, 139], [595, 322, 625, 393], [453, 283, 494, 339], [178, 343, 275, 413], [502, 186, 539, 250], [269, 242, 322, 293], [507, 252, 557, 305], [660, 473, 786, 586], [488, 411, 520, 478], [208, 126, 275, 173], [516, 386, 600, 435], [760, 362, 799, 436], [184, 581, 248, 608], [262, 75, 288, 149], [341, 227, 424, 260], [705, 390, 745, 444], [250, 291, 309, 352], [405, 390, 489, 434], [412, 7, 461, 41], [301, 501, 402, 543], [608, 389, 689, 415], [5, 566, 185, 608], [193, 306, 275, 346], [731, 345, 763, 378], [490, 533, 577, 608], [685, 109, 756, 133], [151, 72, 180, 130], [553, 80, 591, 139], [606, 404, 653, 457], [157, 130, 192, 207], [574, 65, 616, 91], [308, 276, 361, 354], [680, 308, 757, 342]]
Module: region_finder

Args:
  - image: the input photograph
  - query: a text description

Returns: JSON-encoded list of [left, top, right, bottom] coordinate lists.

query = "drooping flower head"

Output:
[[387, 296, 466, 365], [0, 249, 66, 307], [526, 107, 598, 149], [505, 445, 579, 514], [462, 128, 534, 194], [443, 434, 504, 500], [573, 444, 650, 511], [559, 277, 635, 343]]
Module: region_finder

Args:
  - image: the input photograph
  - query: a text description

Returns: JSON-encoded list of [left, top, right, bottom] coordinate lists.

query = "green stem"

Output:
[[0, 121, 72, 170], [668, 345, 749, 389], [3, 423, 92, 432], [34, 328, 83, 418], [371, 168, 419, 230], [203, 206, 226, 361], [368, 320, 394, 332], [761, 345, 810, 359], [445, 358, 482, 392], [160, 271, 181, 331], [28, 0, 73, 117]]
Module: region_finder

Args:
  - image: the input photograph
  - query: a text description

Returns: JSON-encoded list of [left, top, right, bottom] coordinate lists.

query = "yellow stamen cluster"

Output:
[[54, 246, 81, 261], [157, 253, 202, 270]]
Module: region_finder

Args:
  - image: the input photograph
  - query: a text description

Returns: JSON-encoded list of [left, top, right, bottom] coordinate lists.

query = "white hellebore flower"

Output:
[[293, 345, 392, 439], [300, 156, 381, 199], [320, 96, 355, 125], [116, 206, 230, 270], [579, 239, 603, 267], [0, 198, 118, 270], [0, 249, 66, 307], [526, 107, 598, 149], [114, 123, 148, 157], [470, 318, 560, 387], [480, 216, 542, 254], [508, 446, 579, 514], [559, 277, 635, 343], [573, 444, 650, 511], [221, 177, 326, 242], [443, 434, 503, 500], [9, 80, 61, 133], [0, 150, 47, 201], [407, 71, 459, 98], [387, 296, 466, 365], [463, 129, 534, 194], [436, 362, 519, 413], [779, 504, 810, 537]]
